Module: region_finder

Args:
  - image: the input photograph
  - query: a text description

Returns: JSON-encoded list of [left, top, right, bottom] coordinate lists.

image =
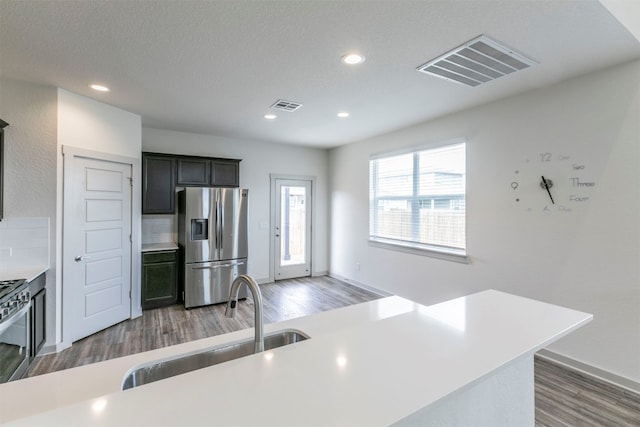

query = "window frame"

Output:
[[368, 138, 469, 263]]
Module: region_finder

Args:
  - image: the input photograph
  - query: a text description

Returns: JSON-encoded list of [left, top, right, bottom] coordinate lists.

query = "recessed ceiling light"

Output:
[[90, 84, 110, 92], [337, 112, 350, 118], [341, 53, 365, 65], [264, 114, 277, 120]]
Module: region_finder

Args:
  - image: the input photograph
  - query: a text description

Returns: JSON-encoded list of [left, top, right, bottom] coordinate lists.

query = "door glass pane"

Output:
[[280, 185, 306, 266]]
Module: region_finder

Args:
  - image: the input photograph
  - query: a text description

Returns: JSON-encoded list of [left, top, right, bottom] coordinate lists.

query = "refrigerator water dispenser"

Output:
[[191, 219, 208, 240]]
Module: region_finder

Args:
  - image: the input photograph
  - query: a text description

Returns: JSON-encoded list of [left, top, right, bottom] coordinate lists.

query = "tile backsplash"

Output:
[[142, 215, 177, 244], [0, 217, 50, 270]]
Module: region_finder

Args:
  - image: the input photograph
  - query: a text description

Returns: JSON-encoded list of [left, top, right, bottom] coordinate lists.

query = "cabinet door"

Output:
[[177, 158, 211, 186], [211, 159, 239, 187], [31, 289, 46, 358], [142, 251, 178, 310], [142, 153, 176, 214]]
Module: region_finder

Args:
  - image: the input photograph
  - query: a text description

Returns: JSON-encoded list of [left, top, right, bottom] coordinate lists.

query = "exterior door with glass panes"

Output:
[[274, 179, 311, 280]]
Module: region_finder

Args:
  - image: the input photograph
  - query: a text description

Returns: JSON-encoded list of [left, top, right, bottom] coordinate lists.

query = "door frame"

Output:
[[61, 146, 141, 350], [269, 174, 315, 283]]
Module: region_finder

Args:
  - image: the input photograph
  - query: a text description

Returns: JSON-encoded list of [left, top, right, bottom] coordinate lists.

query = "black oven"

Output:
[[0, 279, 31, 383]]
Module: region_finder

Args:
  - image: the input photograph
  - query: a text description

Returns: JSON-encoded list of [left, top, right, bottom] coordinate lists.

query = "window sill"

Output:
[[368, 238, 470, 264]]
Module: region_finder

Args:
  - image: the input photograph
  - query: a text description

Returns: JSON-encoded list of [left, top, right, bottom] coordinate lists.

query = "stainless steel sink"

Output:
[[122, 329, 309, 390]]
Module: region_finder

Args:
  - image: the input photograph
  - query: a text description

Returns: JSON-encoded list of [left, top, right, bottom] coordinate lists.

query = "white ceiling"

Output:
[[1, 0, 638, 149]]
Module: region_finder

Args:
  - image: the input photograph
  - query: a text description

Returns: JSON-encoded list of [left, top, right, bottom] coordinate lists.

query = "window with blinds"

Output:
[[369, 141, 466, 259]]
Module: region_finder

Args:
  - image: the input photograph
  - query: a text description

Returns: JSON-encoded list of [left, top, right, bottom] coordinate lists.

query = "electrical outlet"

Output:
[[356, 262, 360, 271]]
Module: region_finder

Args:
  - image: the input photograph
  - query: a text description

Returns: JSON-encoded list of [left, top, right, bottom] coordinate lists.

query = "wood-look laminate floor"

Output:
[[535, 356, 640, 426], [28, 275, 382, 377], [27, 276, 640, 426]]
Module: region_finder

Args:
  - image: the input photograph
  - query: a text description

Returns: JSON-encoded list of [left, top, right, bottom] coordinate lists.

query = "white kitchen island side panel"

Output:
[[393, 354, 534, 426]]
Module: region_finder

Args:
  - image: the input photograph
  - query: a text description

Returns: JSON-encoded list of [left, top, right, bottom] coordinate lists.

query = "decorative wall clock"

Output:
[[511, 152, 595, 213]]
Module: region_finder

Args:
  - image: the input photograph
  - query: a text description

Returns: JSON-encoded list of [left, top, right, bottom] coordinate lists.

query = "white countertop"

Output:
[[141, 242, 178, 252], [0, 265, 48, 282], [0, 290, 592, 426]]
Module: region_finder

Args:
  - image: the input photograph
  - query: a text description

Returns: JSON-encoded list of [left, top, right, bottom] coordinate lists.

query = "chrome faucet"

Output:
[[225, 275, 264, 353]]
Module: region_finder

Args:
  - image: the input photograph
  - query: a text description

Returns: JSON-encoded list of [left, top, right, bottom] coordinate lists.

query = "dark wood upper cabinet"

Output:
[[142, 152, 240, 214], [211, 159, 239, 187], [177, 157, 211, 186], [142, 153, 176, 214]]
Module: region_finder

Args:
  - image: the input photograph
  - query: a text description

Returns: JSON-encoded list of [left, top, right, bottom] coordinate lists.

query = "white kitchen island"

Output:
[[0, 290, 591, 426]]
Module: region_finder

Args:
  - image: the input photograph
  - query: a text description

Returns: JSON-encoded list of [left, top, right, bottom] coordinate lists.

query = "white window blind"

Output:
[[369, 141, 466, 257]]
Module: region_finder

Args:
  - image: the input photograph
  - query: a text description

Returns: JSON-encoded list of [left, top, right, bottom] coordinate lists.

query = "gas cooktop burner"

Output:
[[0, 279, 25, 286], [0, 279, 27, 301]]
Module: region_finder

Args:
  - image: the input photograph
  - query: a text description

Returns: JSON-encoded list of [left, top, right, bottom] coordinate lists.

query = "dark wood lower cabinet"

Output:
[[142, 250, 178, 310], [29, 273, 46, 360]]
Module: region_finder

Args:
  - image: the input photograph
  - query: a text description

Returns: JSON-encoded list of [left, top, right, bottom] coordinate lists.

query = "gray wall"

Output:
[[0, 77, 58, 345], [329, 60, 640, 383]]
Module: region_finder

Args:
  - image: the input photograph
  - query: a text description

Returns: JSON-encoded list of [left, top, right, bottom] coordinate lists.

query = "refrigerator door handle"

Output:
[[217, 198, 223, 251], [192, 261, 245, 270]]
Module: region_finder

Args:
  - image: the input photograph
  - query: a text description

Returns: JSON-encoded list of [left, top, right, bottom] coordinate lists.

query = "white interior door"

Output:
[[274, 179, 311, 280], [66, 155, 132, 341]]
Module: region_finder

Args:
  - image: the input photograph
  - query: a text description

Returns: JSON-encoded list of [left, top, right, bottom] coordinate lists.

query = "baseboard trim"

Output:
[[328, 273, 393, 297], [536, 349, 640, 395], [38, 341, 69, 356]]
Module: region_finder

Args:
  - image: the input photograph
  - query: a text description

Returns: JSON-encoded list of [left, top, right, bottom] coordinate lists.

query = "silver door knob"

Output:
[[74, 255, 90, 262]]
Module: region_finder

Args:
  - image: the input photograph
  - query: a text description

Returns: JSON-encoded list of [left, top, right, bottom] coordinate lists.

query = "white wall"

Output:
[[57, 89, 141, 159], [0, 77, 58, 346], [142, 128, 329, 281], [599, 0, 640, 42], [57, 89, 142, 347], [329, 60, 640, 383]]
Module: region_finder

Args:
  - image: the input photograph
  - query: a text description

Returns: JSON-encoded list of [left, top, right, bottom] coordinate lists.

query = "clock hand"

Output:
[[541, 175, 555, 205]]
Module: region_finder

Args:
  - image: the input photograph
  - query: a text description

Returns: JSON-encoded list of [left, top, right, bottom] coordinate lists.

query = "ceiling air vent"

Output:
[[416, 35, 537, 87], [270, 99, 303, 112]]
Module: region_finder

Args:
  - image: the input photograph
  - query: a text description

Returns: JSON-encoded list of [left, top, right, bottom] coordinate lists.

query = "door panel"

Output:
[[86, 200, 122, 222], [69, 157, 132, 341], [85, 284, 123, 316], [86, 257, 122, 283], [274, 179, 311, 280], [85, 228, 122, 253], [86, 168, 123, 192]]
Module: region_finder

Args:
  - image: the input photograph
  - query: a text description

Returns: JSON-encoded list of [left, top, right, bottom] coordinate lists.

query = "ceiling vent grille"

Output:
[[416, 35, 537, 87], [270, 99, 303, 112]]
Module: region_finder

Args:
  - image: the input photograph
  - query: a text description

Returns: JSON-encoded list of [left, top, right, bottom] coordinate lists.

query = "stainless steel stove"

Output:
[[0, 278, 29, 322], [0, 278, 28, 298], [0, 277, 30, 383]]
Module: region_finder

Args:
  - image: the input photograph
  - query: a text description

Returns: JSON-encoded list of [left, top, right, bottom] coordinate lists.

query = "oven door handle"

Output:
[[0, 302, 31, 336]]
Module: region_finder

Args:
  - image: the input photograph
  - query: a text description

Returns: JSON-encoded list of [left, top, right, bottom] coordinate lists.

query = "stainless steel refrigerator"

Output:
[[178, 187, 248, 308]]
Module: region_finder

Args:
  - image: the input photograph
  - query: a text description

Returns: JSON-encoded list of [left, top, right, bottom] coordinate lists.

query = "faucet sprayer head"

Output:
[[225, 299, 237, 318]]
